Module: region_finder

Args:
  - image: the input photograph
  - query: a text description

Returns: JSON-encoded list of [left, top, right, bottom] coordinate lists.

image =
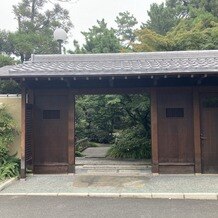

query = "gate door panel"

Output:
[[201, 94, 218, 173], [33, 92, 68, 173]]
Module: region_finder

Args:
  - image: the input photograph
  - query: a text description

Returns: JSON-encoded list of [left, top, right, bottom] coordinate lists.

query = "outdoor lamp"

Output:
[[53, 28, 67, 54]]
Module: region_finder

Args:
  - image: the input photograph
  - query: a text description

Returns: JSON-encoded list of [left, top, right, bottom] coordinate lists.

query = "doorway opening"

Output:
[[75, 93, 152, 175]]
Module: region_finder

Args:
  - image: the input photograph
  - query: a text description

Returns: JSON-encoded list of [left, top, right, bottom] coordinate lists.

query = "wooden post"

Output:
[[20, 86, 26, 178], [68, 91, 75, 173], [193, 87, 202, 173], [151, 88, 159, 173]]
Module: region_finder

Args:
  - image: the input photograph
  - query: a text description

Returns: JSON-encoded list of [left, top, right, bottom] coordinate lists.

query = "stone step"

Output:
[[76, 165, 151, 170], [75, 165, 151, 175]]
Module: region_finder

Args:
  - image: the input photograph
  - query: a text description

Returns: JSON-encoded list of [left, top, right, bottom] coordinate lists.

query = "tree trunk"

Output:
[[31, 0, 36, 23]]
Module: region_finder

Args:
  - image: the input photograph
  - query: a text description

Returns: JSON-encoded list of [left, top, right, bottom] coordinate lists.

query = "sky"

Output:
[[0, 0, 165, 47]]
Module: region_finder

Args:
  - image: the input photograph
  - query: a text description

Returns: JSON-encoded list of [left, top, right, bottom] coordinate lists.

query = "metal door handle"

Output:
[[200, 134, 207, 140]]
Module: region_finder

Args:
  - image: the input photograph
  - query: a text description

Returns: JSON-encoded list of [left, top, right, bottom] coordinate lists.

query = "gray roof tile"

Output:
[[0, 50, 218, 78]]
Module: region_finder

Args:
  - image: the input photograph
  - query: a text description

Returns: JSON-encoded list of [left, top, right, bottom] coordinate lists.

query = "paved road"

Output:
[[0, 196, 217, 218]]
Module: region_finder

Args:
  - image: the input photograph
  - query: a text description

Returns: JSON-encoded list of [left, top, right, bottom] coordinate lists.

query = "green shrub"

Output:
[[75, 150, 84, 157], [0, 146, 20, 180], [0, 105, 19, 180], [107, 125, 151, 159], [87, 130, 114, 144]]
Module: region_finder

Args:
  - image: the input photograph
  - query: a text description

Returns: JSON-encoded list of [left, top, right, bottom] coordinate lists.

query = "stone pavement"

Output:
[[82, 147, 110, 158], [0, 174, 218, 200], [1, 145, 218, 200], [76, 144, 151, 175]]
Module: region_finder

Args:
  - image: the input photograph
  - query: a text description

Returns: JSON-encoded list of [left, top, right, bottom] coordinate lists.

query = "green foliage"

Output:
[[0, 81, 21, 94], [107, 125, 151, 160], [1, 0, 73, 61], [0, 31, 13, 55], [75, 150, 84, 157], [115, 11, 138, 50], [0, 105, 19, 180], [8, 31, 59, 61], [76, 94, 151, 159], [135, 10, 218, 52], [0, 54, 15, 68], [0, 146, 20, 181], [13, 0, 73, 32], [145, 3, 179, 35], [117, 94, 151, 135], [0, 106, 17, 146], [81, 19, 121, 53], [76, 95, 121, 143], [181, 0, 218, 18], [168, 10, 218, 50], [0, 54, 21, 94]]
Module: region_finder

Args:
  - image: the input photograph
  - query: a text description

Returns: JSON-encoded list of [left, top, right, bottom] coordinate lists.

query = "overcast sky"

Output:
[[0, 0, 164, 46]]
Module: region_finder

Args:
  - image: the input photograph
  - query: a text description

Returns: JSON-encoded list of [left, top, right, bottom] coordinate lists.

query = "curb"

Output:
[[0, 192, 217, 200], [0, 177, 18, 192]]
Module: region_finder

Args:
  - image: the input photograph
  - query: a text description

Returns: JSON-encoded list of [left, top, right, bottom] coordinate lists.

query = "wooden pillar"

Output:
[[68, 91, 75, 173], [151, 88, 159, 173], [20, 86, 26, 178], [193, 87, 202, 173]]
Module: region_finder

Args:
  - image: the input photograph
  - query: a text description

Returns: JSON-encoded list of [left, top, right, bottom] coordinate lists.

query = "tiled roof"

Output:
[[1, 50, 218, 78]]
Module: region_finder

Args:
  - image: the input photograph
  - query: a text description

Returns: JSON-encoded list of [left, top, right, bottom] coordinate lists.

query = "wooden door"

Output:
[[157, 91, 194, 164], [33, 92, 68, 173], [201, 94, 218, 173]]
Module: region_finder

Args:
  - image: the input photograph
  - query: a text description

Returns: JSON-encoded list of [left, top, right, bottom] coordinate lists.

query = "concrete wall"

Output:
[[0, 95, 21, 158]]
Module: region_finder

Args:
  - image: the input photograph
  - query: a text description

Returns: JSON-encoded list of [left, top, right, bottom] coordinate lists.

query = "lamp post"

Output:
[[53, 28, 67, 54]]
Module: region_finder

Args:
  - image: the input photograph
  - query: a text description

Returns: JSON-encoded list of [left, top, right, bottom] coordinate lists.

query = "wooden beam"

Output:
[[68, 91, 75, 173], [71, 87, 149, 95], [151, 88, 159, 173], [20, 86, 26, 178], [193, 87, 202, 173]]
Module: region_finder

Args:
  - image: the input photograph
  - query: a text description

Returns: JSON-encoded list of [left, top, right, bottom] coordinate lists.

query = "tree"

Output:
[[4, 0, 73, 62], [134, 28, 171, 52], [76, 95, 122, 143], [0, 55, 15, 68], [75, 93, 152, 159], [168, 10, 218, 50], [183, 0, 218, 17], [0, 55, 20, 94], [0, 31, 13, 55], [13, 0, 72, 32], [106, 94, 151, 160], [135, 10, 218, 52], [145, 0, 218, 36], [115, 11, 138, 50], [81, 19, 121, 53], [145, 3, 179, 35]]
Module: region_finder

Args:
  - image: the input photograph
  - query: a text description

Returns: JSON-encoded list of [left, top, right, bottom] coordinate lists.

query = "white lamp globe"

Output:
[[53, 28, 67, 42]]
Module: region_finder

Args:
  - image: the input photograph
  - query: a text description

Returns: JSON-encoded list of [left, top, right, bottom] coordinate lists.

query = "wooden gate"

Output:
[[157, 89, 194, 173], [33, 91, 69, 173], [201, 94, 218, 173]]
